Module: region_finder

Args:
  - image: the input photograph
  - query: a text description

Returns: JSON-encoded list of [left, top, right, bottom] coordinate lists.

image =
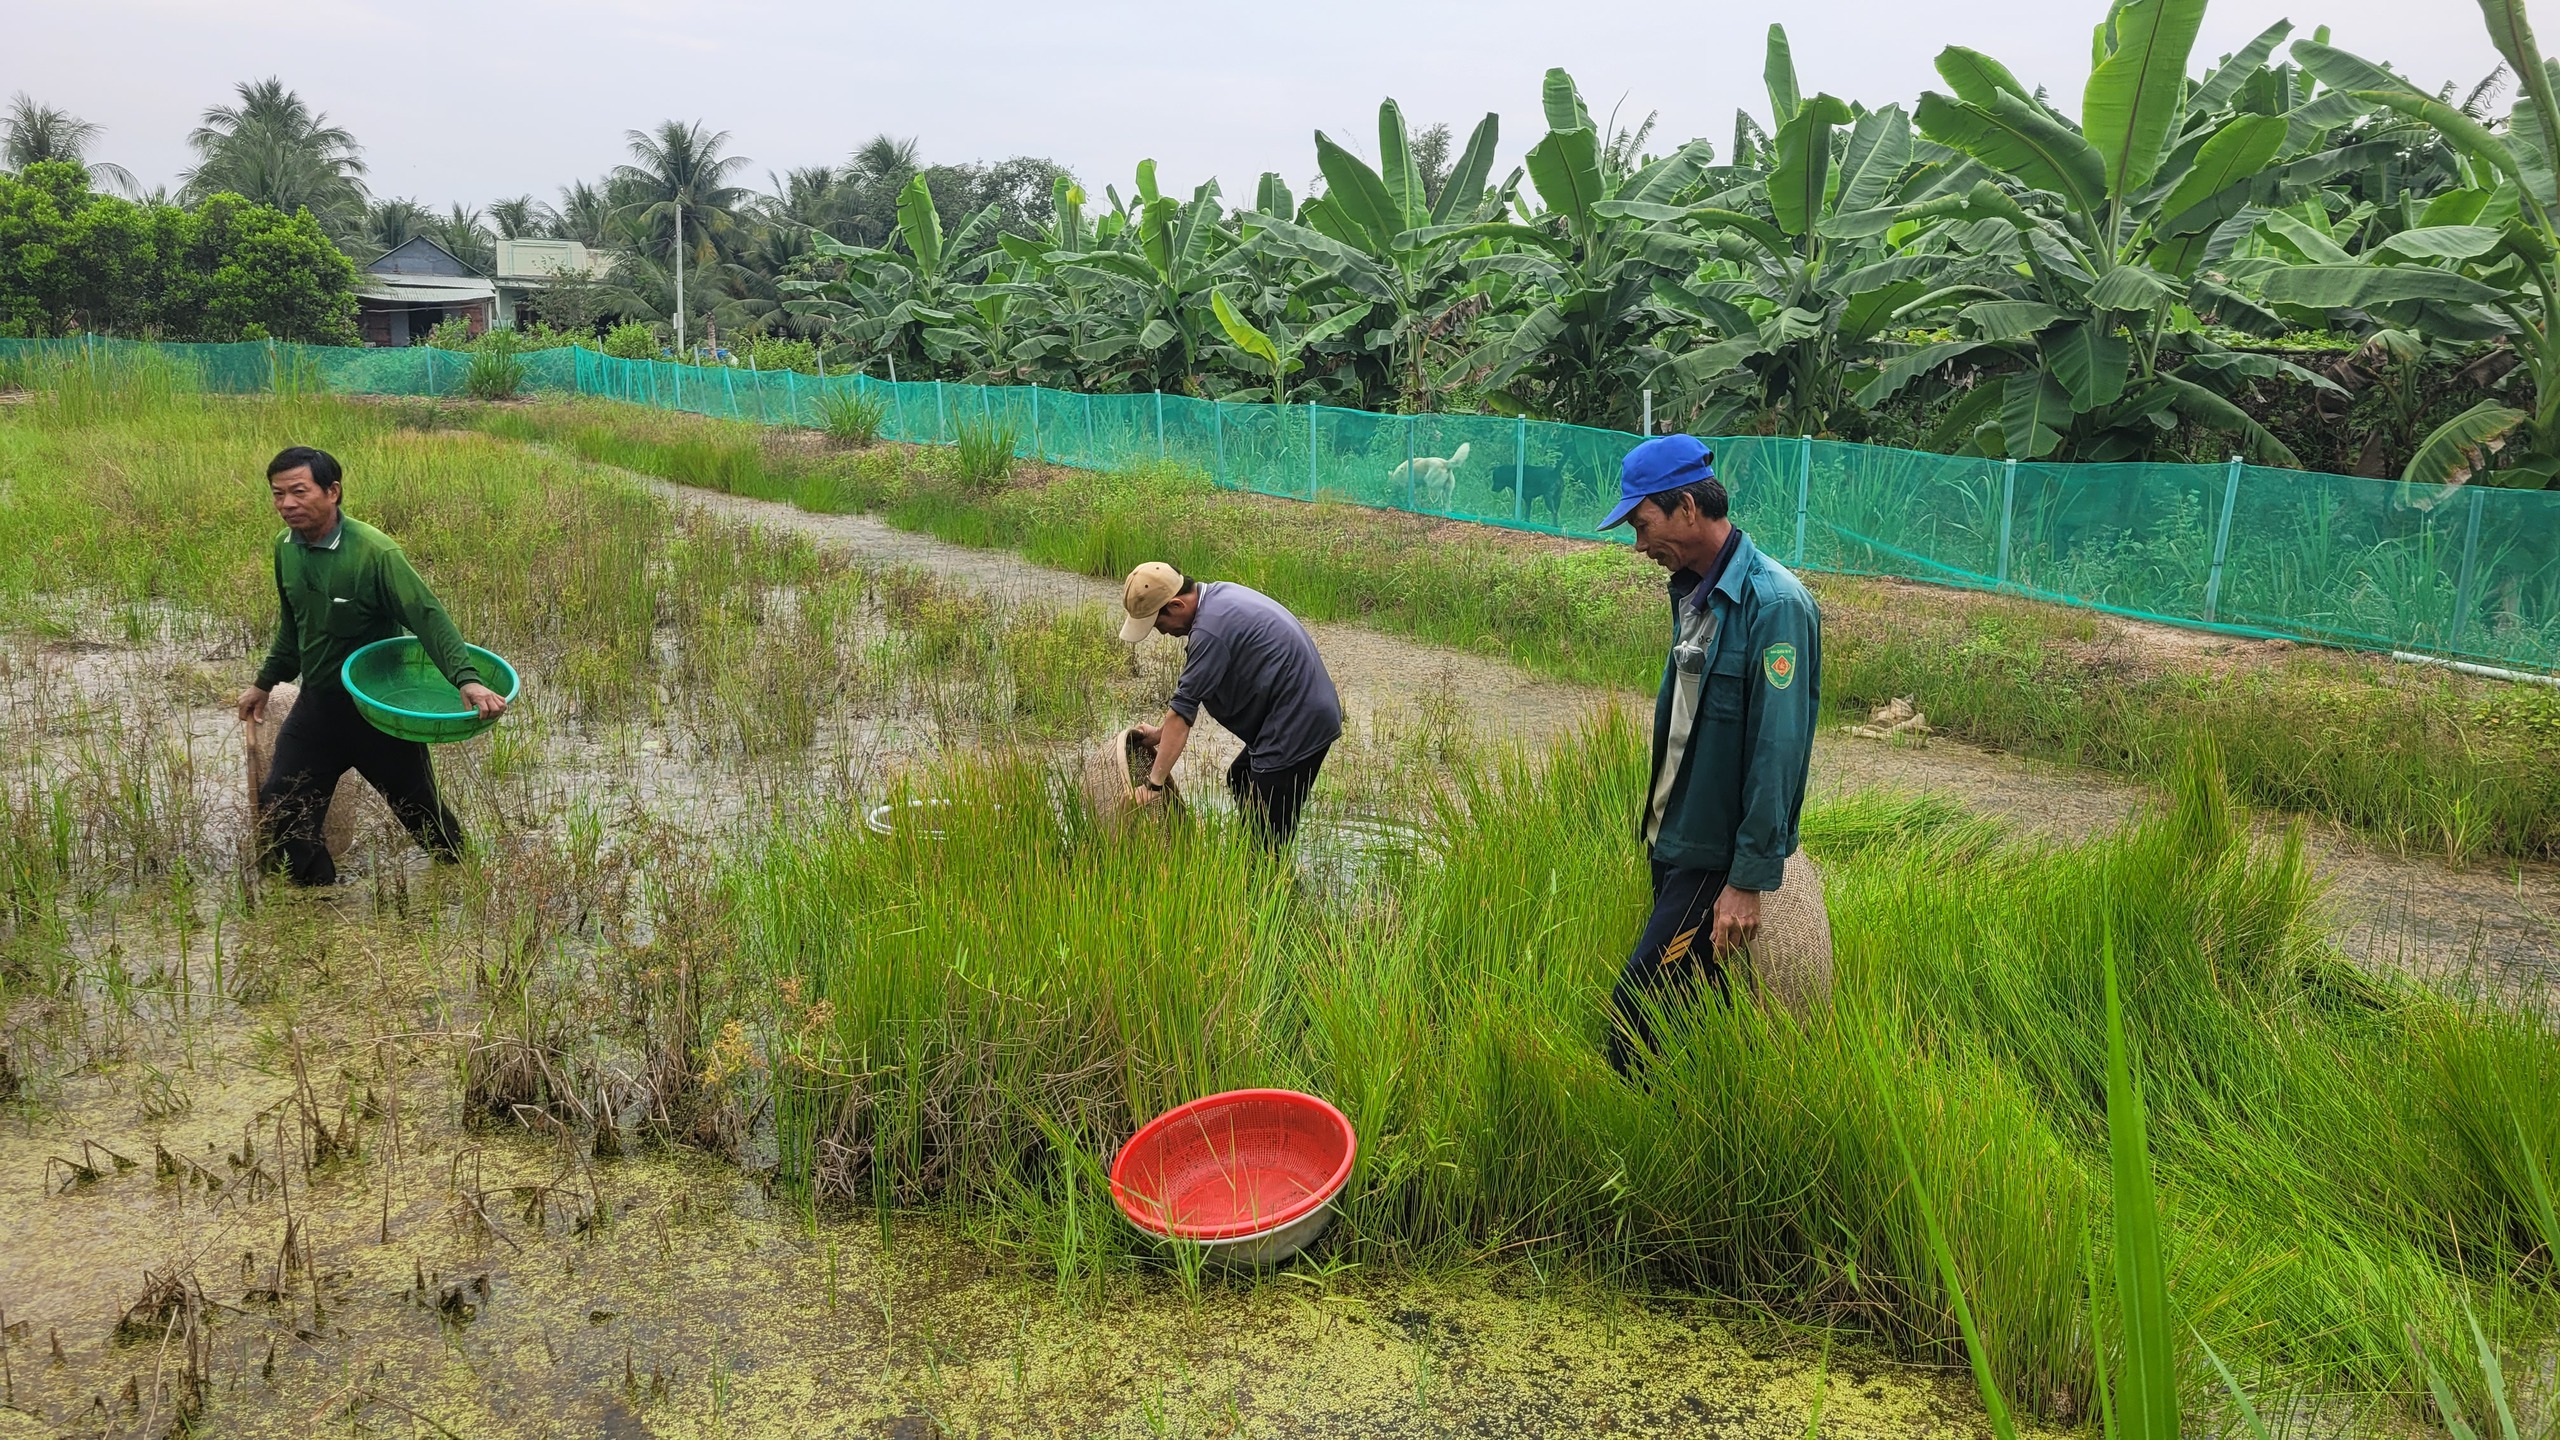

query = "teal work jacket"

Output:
[[1643, 529, 1822, 891]]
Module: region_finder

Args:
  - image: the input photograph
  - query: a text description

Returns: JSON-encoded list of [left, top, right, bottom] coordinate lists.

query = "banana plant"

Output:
[[1893, 1, 2350, 460], [1237, 99, 1504, 409], [1448, 68, 1723, 425], [782, 172, 1004, 372], [1631, 28, 1983, 436], [1206, 289, 1370, 405], [2259, 4, 2560, 489], [992, 176, 1139, 389], [1049, 161, 1240, 392]]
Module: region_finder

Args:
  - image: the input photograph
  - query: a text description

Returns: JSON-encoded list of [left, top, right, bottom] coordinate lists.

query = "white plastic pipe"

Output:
[[2389, 650, 2560, 688]]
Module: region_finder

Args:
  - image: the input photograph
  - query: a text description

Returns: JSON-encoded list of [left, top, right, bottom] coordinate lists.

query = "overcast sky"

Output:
[[9, 1, 2505, 210]]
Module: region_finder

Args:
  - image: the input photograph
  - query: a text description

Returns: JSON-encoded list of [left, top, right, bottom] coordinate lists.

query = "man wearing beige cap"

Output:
[[1119, 561, 1341, 846]]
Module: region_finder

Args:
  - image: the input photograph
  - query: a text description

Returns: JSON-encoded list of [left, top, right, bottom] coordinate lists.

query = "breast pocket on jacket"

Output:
[[1702, 643, 1752, 720], [322, 591, 370, 638]]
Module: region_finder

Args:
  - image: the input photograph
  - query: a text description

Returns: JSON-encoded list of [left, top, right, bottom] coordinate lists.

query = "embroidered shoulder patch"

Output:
[[1763, 642, 1797, 690]]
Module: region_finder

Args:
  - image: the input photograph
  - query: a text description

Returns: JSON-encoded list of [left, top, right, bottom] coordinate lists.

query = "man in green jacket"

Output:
[[236, 446, 506, 886], [1600, 435, 1821, 1073]]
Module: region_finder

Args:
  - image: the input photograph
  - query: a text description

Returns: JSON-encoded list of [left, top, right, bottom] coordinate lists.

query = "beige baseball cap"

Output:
[[1119, 561, 1184, 643]]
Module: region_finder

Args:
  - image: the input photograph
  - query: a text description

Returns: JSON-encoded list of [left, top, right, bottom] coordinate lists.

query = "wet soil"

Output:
[[641, 477, 2560, 989], [0, 971, 2014, 1439]]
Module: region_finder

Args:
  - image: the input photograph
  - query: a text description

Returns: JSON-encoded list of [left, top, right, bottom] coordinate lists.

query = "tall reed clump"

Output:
[[723, 720, 2560, 1422], [950, 415, 1018, 490], [814, 389, 888, 448]]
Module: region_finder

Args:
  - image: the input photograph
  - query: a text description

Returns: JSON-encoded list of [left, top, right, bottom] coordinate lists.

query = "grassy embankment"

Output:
[[6, 364, 2558, 1433], [464, 398, 2560, 865]]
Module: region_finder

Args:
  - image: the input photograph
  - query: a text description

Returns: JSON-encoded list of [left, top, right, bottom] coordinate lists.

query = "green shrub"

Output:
[[745, 337, 819, 374], [814, 388, 887, 448], [424, 317, 477, 351], [952, 416, 1018, 489], [602, 322, 660, 361]]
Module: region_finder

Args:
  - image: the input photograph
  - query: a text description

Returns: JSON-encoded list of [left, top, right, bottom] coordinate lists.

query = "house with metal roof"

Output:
[[356, 237, 497, 346]]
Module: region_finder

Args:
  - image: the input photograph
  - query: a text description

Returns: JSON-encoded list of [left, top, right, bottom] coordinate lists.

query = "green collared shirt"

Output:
[[255, 516, 479, 698], [1643, 529, 1821, 890]]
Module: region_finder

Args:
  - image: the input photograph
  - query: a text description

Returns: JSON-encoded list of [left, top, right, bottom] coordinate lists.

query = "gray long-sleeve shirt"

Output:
[[1167, 582, 1342, 772]]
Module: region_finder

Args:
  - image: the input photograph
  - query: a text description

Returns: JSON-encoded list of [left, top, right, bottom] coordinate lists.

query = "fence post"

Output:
[[1031, 384, 1042, 460], [1995, 457, 2018, 586], [935, 380, 947, 444], [1642, 389, 1653, 437], [785, 368, 799, 425], [1404, 414, 1417, 510], [1514, 416, 1529, 526], [422, 346, 434, 394], [1792, 436, 1814, 566], [1084, 392, 1096, 465], [1308, 403, 1319, 500], [1155, 389, 1166, 461], [2451, 485, 2487, 650], [2203, 454, 2244, 624], [268, 337, 279, 394], [723, 362, 738, 420], [1214, 399, 1226, 488]]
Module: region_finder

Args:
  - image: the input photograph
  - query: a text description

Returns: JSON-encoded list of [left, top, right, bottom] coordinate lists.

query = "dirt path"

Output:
[[647, 478, 2560, 989]]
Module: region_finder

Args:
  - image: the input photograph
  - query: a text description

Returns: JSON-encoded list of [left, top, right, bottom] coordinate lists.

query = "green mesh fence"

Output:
[[9, 335, 2558, 674]]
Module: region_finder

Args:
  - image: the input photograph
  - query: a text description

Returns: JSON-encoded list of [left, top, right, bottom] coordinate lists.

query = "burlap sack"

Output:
[[1080, 727, 1185, 825], [244, 685, 376, 860], [1739, 850, 1834, 1013]]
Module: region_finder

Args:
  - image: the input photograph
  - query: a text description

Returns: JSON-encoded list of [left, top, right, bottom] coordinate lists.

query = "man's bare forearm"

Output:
[[1147, 709, 1192, 786]]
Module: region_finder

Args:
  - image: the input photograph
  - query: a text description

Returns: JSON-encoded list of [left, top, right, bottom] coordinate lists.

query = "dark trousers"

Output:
[[1228, 745, 1329, 848], [1607, 862, 1734, 1074], [256, 684, 466, 887]]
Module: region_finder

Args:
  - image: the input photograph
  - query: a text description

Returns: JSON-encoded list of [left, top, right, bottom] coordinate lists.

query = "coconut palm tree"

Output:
[[611, 120, 752, 353], [360, 198, 434, 255], [838, 133, 922, 245], [4, 94, 137, 192], [432, 204, 495, 272], [181, 78, 366, 230], [554, 180, 615, 246], [488, 194, 559, 240]]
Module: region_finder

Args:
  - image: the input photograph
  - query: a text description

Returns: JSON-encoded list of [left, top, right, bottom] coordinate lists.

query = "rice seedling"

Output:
[[721, 720, 2560, 1423]]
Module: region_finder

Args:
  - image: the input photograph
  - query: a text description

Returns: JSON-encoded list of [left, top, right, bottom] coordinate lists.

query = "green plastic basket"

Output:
[[341, 637, 520, 743]]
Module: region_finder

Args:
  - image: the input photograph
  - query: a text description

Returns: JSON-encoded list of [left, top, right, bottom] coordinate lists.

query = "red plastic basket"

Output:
[[1109, 1089, 1357, 1242]]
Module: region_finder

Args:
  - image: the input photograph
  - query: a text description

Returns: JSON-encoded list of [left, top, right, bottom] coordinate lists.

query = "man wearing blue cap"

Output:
[[1600, 434, 1821, 1073]]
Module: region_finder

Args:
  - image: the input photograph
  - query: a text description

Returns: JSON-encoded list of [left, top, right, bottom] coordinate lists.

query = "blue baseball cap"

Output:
[[1602, 435, 1716, 530]]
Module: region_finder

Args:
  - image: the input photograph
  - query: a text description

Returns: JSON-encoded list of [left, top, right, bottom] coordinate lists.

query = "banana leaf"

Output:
[[2082, 0, 2208, 199], [1314, 132, 1401, 256], [1525, 127, 1606, 232], [1429, 114, 1503, 226], [1770, 95, 1855, 238], [1764, 24, 1801, 124], [2258, 263, 2509, 308], [1835, 105, 1914, 218], [1934, 47, 2038, 110], [1853, 339, 1992, 405], [2191, 20, 2292, 113], [1917, 91, 2109, 217], [1378, 100, 1429, 237], [2153, 116, 2288, 227], [2044, 319, 2131, 408]]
